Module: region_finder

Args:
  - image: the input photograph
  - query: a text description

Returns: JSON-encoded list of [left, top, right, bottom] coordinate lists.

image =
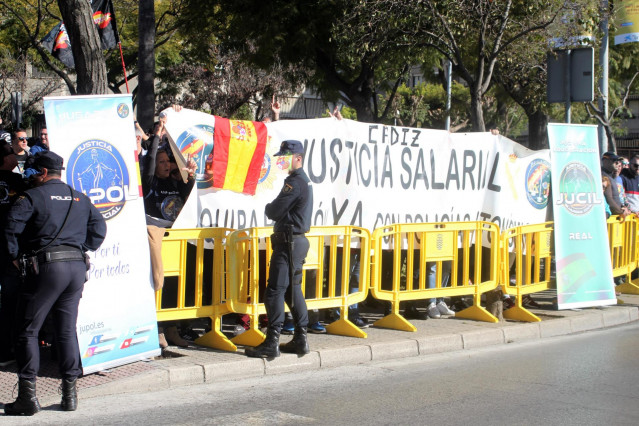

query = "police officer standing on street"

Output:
[[246, 140, 313, 358], [3, 151, 107, 416]]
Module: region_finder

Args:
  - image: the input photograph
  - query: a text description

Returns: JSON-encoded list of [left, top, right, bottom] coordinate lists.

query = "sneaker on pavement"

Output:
[[436, 301, 455, 316], [353, 317, 369, 329], [427, 302, 441, 319], [281, 320, 295, 335], [309, 322, 327, 334], [404, 306, 428, 320], [522, 294, 540, 308], [233, 325, 246, 337], [503, 297, 515, 310]]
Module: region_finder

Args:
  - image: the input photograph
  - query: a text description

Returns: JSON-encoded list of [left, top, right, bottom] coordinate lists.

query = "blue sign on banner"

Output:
[[548, 123, 616, 309]]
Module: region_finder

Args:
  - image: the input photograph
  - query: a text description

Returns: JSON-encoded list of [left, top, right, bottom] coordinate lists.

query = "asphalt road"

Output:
[[3, 322, 639, 425]]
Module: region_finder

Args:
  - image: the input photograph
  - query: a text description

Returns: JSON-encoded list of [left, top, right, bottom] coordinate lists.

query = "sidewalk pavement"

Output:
[[2, 292, 638, 407]]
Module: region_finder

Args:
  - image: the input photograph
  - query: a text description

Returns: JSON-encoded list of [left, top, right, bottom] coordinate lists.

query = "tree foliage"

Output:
[[156, 46, 310, 120], [182, 0, 422, 123]]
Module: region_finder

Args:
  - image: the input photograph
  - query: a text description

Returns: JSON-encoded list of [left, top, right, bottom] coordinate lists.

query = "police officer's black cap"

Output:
[[602, 151, 621, 162], [33, 150, 65, 171], [274, 140, 304, 156]]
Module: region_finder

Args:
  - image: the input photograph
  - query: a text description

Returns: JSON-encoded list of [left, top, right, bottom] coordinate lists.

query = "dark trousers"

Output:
[[265, 237, 309, 332], [15, 260, 86, 380], [0, 264, 21, 359]]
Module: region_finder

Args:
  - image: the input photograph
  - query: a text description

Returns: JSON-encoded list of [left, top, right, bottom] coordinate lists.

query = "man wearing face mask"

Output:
[[246, 140, 313, 358]]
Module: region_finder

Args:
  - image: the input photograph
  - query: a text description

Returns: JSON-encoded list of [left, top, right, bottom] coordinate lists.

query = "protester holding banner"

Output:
[[246, 140, 314, 358], [3, 151, 107, 416], [142, 109, 197, 348], [142, 115, 196, 228]]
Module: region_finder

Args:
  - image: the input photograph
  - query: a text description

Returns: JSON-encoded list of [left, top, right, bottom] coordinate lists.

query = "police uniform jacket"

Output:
[[3, 179, 107, 260], [265, 168, 313, 234]]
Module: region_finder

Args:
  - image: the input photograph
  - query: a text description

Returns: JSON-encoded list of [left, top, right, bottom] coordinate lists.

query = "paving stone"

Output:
[[502, 323, 541, 343], [370, 340, 419, 361], [416, 333, 463, 355], [264, 352, 321, 375], [200, 357, 265, 382], [570, 312, 604, 333], [461, 328, 504, 349], [539, 317, 572, 338], [318, 345, 372, 368]]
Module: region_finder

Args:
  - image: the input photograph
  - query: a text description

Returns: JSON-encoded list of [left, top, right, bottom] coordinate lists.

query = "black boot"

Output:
[[61, 377, 78, 411], [245, 328, 280, 358], [4, 379, 41, 416], [280, 327, 310, 355]]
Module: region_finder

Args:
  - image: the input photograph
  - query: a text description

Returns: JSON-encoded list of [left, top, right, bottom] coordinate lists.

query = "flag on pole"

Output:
[[41, 23, 75, 68], [92, 0, 119, 49], [212, 117, 268, 195], [41, 0, 119, 68]]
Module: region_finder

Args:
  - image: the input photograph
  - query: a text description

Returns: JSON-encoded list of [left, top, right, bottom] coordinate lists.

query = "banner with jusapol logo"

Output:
[[44, 94, 160, 374], [548, 123, 616, 309]]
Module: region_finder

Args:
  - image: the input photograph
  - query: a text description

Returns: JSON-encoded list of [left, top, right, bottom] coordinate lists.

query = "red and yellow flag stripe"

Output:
[[212, 117, 267, 195]]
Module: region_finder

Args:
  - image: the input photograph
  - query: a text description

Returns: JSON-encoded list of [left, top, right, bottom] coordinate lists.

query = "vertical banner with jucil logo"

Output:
[[548, 123, 616, 309], [44, 94, 160, 374]]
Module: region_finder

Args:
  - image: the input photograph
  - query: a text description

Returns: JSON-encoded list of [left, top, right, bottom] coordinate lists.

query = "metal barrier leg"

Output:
[[503, 297, 541, 322], [618, 279, 639, 295], [372, 302, 417, 332], [231, 312, 266, 347], [195, 314, 237, 352], [455, 295, 499, 323], [325, 307, 367, 338]]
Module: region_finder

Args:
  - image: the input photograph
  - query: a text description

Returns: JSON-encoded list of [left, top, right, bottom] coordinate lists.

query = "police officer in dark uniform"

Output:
[[246, 140, 313, 358], [3, 151, 107, 416]]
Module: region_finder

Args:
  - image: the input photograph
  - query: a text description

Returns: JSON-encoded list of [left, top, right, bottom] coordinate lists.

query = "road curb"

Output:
[[77, 305, 639, 401]]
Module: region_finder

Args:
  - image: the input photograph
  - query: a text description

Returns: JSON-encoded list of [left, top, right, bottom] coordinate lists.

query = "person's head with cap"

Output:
[[30, 150, 65, 185], [602, 151, 621, 174], [274, 140, 305, 174], [0, 139, 17, 171]]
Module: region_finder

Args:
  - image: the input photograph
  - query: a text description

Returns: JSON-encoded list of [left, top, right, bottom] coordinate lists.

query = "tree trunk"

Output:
[[527, 109, 549, 150], [57, 0, 107, 94], [138, 0, 156, 130], [605, 124, 616, 153], [350, 95, 375, 123], [469, 86, 485, 132]]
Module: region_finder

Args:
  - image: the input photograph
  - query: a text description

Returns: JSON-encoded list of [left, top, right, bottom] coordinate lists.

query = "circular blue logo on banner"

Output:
[[525, 159, 551, 209], [175, 124, 214, 189], [67, 140, 129, 220], [117, 103, 130, 118]]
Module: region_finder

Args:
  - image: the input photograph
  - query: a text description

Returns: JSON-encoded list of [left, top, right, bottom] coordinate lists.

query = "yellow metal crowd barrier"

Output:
[[155, 216, 639, 351], [370, 221, 500, 332], [156, 227, 236, 351], [609, 215, 639, 295], [226, 226, 371, 349], [500, 222, 554, 322]]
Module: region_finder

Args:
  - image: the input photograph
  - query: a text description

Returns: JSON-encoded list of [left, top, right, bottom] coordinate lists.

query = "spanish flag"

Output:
[[212, 117, 267, 195]]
